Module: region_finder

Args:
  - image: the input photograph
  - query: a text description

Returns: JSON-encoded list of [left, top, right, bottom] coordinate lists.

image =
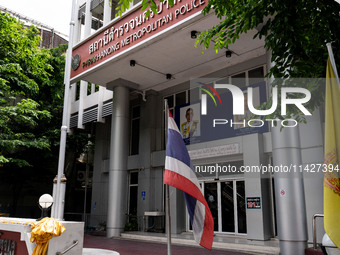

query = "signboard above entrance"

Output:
[[70, 0, 208, 81]]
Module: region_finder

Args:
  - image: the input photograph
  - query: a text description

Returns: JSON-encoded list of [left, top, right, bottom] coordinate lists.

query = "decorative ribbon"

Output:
[[30, 217, 66, 255]]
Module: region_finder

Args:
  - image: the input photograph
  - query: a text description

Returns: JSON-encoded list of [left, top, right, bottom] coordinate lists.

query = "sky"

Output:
[[0, 0, 72, 37], [0, 0, 339, 38]]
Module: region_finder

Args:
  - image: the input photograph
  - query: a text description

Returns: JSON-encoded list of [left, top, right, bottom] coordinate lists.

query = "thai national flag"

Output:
[[164, 112, 214, 250]]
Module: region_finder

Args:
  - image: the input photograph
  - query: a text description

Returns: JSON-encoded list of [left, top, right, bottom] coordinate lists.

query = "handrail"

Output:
[[56, 240, 79, 255], [313, 214, 324, 250]]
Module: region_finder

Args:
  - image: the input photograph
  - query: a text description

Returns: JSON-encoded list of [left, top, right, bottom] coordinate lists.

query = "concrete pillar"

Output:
[[107, 86, 130, 237], [299, 109, 324, 243], [272, 125, 308, 255], [103, 0, 112, 25], [73, 1, 81, 44], [85, 0, 92, 37], [266, 49, 308, 255], [97, 0, 111, 124], [243, 133, 273, 240]]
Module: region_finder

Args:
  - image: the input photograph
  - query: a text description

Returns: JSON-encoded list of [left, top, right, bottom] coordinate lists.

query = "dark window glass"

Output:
[[221, 181, 235, 232], [130, 172, 138, 185], [176, 91, 186, 106], [237, 181, 247, 234], [130, 118, 140, 155], [76, 81, 80, 100], [132, 106, 140, 119], [231, 72, 246, 88], [129, 186, 138, 215], [204, 183, 219, 231], [165, 95, 174, 108], [249, 67, 264, 85]]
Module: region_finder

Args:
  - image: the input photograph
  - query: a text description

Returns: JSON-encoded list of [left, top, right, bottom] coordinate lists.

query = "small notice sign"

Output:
[[246, 197, 261, 209]]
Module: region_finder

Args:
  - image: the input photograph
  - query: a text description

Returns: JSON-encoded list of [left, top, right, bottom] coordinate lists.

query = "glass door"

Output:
[[192, 179, 247, 235], [236, 180, 246, 234], [221, 181, 235, 233], [204, 182, 219, 232]]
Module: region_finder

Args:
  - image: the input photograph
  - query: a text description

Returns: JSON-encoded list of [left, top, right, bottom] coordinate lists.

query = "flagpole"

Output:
[[54, 0, 77, 220], [326, 42, 340, 88], [164, 99, 172, 255]]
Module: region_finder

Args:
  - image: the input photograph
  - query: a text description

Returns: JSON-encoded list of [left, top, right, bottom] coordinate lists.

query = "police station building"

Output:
[[67, 0, 325, 249]]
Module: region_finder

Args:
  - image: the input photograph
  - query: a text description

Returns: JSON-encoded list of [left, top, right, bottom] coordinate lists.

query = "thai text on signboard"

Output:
[[0, 239, 16, 255]]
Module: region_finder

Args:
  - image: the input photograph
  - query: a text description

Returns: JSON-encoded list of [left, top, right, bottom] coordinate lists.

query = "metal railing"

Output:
[[312, 213, 324, 250], [56, 240, 79, 255]]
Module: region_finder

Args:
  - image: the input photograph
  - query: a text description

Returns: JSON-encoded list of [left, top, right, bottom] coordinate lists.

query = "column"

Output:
[[267, 50, 308, 255], [97, 0, 111, 124], [85, 0, 92, 37], [107, 86, 130, 237], [272, 125, 308, 255], [243, 133, 272, 240], [103, 0, 112, 25], [73, 0, 81, 45]]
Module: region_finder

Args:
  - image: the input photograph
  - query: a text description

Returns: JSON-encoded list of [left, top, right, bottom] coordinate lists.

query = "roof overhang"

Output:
[[70, 0, 265, 91]]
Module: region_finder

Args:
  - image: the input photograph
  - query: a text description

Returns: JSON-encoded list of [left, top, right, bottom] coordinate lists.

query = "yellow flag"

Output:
[[324, 58, 340, 248]]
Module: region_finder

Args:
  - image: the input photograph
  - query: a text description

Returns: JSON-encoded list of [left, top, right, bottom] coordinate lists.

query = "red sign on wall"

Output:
[[70, 0, 208, 80]]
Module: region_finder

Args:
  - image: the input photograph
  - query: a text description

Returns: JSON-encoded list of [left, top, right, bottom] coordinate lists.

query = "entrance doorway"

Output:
[[190, 180, 246, 234]]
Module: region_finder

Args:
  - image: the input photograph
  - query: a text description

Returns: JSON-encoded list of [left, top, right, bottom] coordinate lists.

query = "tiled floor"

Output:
[[83, 233, 278, 255]]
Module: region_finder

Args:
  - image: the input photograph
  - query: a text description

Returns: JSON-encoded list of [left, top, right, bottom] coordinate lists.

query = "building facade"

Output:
[[67, 0, 325, 247]]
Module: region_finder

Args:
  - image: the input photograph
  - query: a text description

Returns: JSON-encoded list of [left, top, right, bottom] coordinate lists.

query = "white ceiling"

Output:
[[72, 12, 265, 91]]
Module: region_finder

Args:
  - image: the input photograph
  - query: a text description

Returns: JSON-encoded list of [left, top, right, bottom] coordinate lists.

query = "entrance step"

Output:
[[305, 247, 324, 255], [83, 248, 120, 254], [120, 232, 280, 255]]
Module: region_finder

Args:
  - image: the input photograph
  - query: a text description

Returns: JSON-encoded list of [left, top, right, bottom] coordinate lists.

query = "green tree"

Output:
[[0, 11, 93, 217], [0, 12, 52, 167]]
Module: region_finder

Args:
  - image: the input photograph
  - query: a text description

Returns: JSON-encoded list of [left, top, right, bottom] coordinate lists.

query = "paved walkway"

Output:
[[83, 234, 272, 255]]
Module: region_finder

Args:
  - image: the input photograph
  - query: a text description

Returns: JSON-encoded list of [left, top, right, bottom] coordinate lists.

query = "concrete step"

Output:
[[120, 232, 280, 255], [83, 248, 120, 255], [305, 247, 324, 255]]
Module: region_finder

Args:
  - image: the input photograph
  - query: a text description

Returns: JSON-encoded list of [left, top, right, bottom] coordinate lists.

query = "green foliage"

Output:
[[197, 0, 340, 119], [0, 12, 66, 167], [113, 0, 340, 119], [112, 0, 174, 18], [124, 214, 139, 231], [199, 0, 340, 77]]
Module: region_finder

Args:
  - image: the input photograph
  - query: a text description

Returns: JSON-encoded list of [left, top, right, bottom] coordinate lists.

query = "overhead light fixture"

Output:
[[190, 30, 198, 39], [225, 50, 232, 58], [166, 74, 172, 80], [130, 60, 136, 67]]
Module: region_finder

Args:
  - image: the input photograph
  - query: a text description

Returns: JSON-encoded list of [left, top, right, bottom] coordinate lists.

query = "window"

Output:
[[87, 82, 92, 96], [164, 89, 195, 118], [248, 66, 265, 86], [231, 72, 246, 88], [130, 106, 140, 155], [75, 81, 81, 101], [128, 171, 138, 215]]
